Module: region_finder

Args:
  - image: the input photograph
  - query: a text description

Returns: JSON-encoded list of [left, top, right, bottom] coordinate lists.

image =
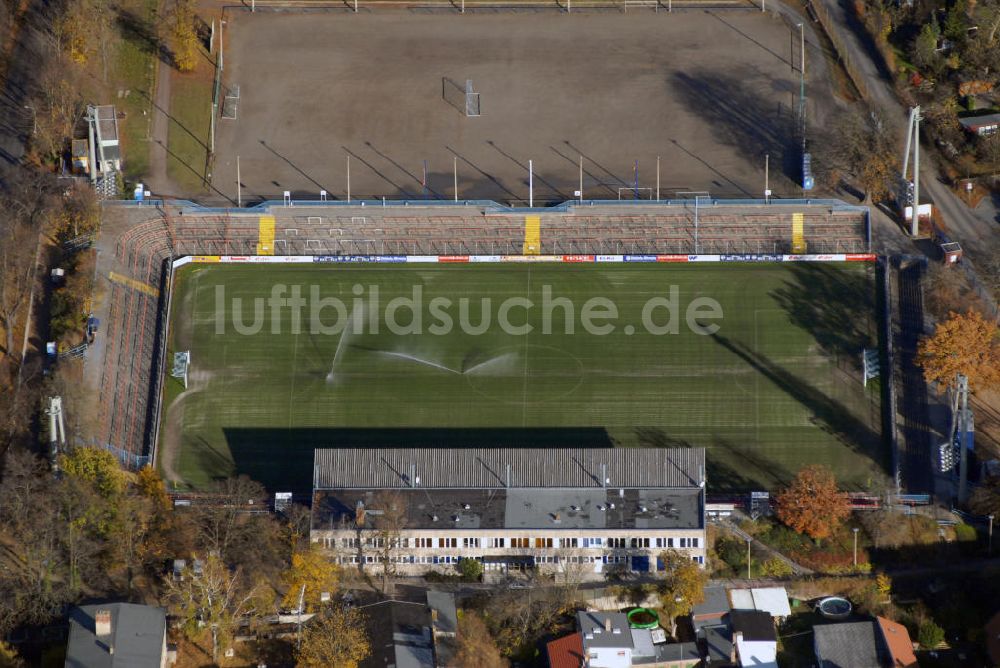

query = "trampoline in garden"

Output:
[[627, 608, 660, 629], [817, 597, 852, 620]]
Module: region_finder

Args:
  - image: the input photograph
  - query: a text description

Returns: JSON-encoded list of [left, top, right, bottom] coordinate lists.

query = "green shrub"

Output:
[[918, 620, 945, 648], [457, 557, 483, 582], [954, 523, 977, 542]]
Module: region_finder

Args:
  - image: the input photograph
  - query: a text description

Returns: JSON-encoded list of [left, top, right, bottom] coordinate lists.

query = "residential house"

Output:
[[813, 617, 917, 668], [548, 632, 585, 668], [549, 611, 698, 668], [959, 113, 1000, 136], [876, 617, 917, 668], [360, 592, 458, 668], [693, 585, 733, 666], [730, 610, 778, 668], [311, 448, 707, 577], [728, 586, 791, 621], [65, 603, 168, 668]]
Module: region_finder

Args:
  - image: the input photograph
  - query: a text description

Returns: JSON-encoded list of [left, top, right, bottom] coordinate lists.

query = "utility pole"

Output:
[[764, 153, 770, 203], [453, 155, 458, 202], [957, 373, 970, 505], [798, 24, 806, 153], [746, 538, 751, 580], [236, 155, 241, 207], [346, 154, 351, 203], [579, 155, 583, 202], [902, 106, 923, 236], [656, 155, 660, 201], [989, 514, 995, 556], [529, 159, 534, 208], [852, 528, 859, 567]]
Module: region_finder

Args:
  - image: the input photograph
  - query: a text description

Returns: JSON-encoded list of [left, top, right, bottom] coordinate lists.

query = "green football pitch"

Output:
[[159, 262, 885, 492]]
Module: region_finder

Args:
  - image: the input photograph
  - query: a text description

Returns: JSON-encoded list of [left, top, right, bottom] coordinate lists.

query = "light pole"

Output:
[[746, 538, 751, 580], [764, 153, 770, 203], [852, 528, 859, 567], [23, 105, 36, 135], [989, 515, 995, 557]]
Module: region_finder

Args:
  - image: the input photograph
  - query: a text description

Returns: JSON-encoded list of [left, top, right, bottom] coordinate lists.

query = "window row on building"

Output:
[[325, 535, 701, 550]]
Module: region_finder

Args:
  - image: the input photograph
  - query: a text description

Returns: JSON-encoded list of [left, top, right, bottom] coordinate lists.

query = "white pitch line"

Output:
[[521, 267, 532, 427], [287, 331, 300, 428]]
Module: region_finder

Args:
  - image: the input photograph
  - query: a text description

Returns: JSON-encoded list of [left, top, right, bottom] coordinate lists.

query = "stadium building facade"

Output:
[[310, 447, 706, 576]]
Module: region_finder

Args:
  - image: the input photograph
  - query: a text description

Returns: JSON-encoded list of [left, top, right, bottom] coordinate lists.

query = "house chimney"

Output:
[[604, 617, 612, 632], [95, 610, 112, 637]]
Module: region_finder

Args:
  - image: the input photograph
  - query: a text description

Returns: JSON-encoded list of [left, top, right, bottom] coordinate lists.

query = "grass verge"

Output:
[[166, 57, 213, 193], [113, 0, 160, 184]]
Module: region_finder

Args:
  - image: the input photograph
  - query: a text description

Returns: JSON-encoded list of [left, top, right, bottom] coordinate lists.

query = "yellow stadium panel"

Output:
[[108, 271, 159, 297], [791, 212, 807, 254], [257, 215, 276, 255], [523, 215, 541, 255]]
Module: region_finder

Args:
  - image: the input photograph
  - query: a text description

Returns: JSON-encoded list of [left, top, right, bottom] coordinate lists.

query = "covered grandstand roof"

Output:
[[312, 447, 705, 489]]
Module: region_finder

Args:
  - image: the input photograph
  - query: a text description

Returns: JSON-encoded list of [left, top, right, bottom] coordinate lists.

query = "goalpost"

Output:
[[624, 0, 663, 12]]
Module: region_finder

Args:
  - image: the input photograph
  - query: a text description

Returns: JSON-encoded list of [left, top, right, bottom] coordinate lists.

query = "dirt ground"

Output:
[[213, 7, 839, 205]]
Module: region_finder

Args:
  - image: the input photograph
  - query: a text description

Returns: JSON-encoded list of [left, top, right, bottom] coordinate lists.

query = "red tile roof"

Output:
[[876, 616, 917, 668], [547, 632, 584, 668]]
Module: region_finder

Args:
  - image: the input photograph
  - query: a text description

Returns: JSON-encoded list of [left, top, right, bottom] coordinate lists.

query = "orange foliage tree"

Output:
[[917, 309, 1000, 392], [775, 465, 851, 545]]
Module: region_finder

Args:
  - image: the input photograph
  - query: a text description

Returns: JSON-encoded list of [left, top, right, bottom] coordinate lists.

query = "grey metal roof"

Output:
[[702, 624, 733, 663], [645, 641, 700, 664], [65, 603, 165, 668], [959, 113, 1000, 129], [578, 611, 633, 650], [312, 486, 703, 531], [426, 591, 458, 635], [730, 610, 776, 642], [692, 585, 731, 620], [813, 621, 886, 668], [360, 600, 435, 668], [314, 447, 705, 489]]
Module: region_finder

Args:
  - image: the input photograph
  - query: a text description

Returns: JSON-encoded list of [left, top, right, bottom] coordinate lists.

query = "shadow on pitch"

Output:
[[671, 67, 797, 190], [770, 263, 876, 364], [708, 331, 885, 469]]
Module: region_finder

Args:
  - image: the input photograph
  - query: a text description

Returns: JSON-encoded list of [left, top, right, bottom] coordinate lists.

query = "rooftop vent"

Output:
[[431, 515, 439, 522], [570, 505, 580, 511], [639, 505, 648, 513], [452, 515, 460, 522], [552, 513, 561, 523], [597, 505, 605, 511], [463, 503, 471, 510]]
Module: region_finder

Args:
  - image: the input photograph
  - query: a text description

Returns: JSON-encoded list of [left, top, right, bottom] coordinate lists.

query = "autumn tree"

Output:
[[454, 610, 508, 668], [817, 104, 900, 203], [163, 554, 266, 662], [172, 0, 198, 72], [281, 545, 339, 613], [775, 465, 851, 544], [296, 607, 370, 668], [655, 549, 708, 636], [191, 475, 267, 559], [0, 640, 22, 667], [60, 446, 126, 498], [368, 490, 408, 594], [918, 309, 1000, 391]]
